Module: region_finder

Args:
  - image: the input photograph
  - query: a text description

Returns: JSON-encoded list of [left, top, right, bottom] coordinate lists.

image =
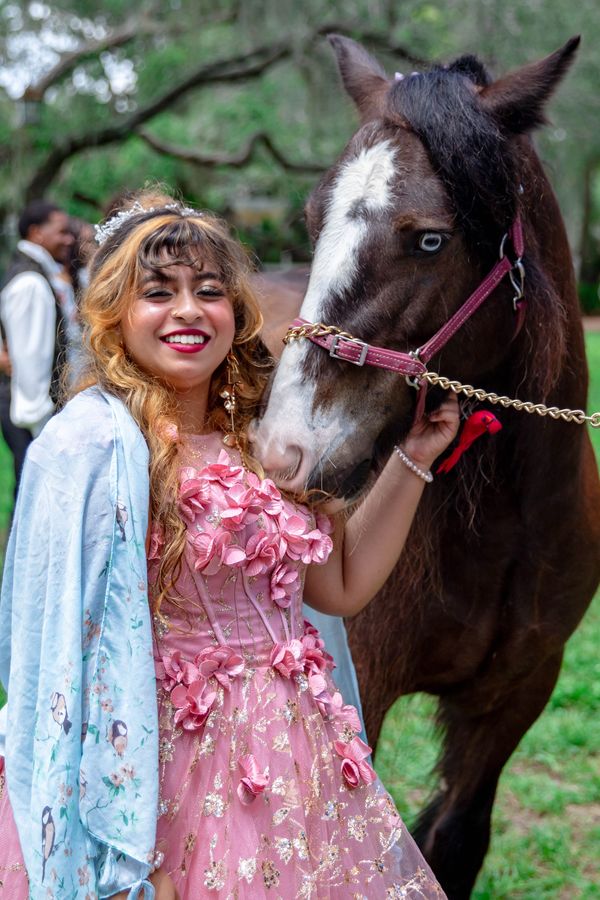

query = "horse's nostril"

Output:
[[262, 444, 304, 486]]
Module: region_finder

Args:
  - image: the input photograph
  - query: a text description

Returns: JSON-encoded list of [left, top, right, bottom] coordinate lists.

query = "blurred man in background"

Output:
[[0, 200, 74, 495]]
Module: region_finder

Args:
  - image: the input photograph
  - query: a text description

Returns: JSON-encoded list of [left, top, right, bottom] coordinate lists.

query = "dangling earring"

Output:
[[220, 351, 242, 449]]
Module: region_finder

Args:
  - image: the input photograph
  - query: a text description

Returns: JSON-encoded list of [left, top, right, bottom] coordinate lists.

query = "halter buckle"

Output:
[[329, 333, 368, 366]]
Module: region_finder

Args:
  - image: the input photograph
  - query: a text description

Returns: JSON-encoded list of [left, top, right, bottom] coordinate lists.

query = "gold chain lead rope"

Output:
[[283, 322, 357, 343], [422, 371, 600, 428], [283, 323, 600, 429]]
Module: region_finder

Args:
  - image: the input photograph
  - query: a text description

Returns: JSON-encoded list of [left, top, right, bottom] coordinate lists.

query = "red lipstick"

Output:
[[159, 328, 210, 354]]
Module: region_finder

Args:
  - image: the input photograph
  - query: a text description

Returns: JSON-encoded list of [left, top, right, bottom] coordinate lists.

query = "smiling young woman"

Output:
[[0, 192, 457, 899], [120, 260, 235, 425]]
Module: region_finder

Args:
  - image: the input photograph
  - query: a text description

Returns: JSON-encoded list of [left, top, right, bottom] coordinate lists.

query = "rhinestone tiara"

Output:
[[94, 200, 202, 246]]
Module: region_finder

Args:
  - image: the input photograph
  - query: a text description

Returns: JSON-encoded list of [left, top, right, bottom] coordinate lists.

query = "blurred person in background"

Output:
[[0, 200, 73, 495], [51, 217, 96, 386], [67, 216, 95, 296]]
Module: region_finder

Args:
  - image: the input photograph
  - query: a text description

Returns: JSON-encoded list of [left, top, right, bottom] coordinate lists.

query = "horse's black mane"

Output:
[[389, 56, 517, 258]]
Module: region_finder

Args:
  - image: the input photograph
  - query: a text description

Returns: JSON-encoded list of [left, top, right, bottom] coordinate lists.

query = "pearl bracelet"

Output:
[[393, 445, 434, 483], [149, 848, 165, 873]]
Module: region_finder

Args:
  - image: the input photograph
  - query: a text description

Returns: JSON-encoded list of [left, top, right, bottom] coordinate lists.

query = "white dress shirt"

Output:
[[0, 240, 61, 435]]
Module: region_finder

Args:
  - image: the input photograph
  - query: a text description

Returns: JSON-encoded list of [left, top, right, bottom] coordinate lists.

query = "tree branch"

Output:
[[22, 7, 246, 103], [138, 128, 327, 174], [25, 40, 292, 199], [23, 13, 159, 102], [72, 191, 103, 210], [24, 25, 431, 199]]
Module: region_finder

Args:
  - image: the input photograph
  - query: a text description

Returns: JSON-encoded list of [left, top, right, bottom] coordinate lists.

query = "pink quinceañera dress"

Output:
[[0, 434, 446, 898]]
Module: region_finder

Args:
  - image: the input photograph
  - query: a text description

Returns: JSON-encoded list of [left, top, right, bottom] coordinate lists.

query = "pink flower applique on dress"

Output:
[[237, 754, 270, 805], [171, 678, 217, 731], [269, 562, 299, 608], [307, 670, 329, 700], [244, 531, 284, 577], [245, 472, 284, 517], [312, 686, 362, 733], [179, 467, 211, 525], [200, 450, 244, 488], [278, 511, 333, 566], [334, 736, 376, 789], [196, 646, 245, 691], [270, 640, 305, 678], [277, 513, 310, 561], [220, 482, 262, 531], [155, 650, 198, 691], [157, 646, 245, 710], [191, 530, 246, 576], [299, 528, 333, 565], [327, 691, 362, 734], [301, 630, 335, 675]]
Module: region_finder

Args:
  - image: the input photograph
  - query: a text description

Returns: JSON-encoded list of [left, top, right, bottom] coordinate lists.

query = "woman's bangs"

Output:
[[138, 219, 220, 275]]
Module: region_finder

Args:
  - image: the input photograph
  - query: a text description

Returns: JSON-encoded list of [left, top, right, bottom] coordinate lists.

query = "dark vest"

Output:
[[0, 249, 67, 406]]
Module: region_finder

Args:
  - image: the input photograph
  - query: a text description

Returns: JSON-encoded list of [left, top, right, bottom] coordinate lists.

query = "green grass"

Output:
[[376, 595, 600, 898], [0, 337, 598, 893], [586, 332, 600, 459], [376, 332, 600, 897], [0, 437, 13, 536]]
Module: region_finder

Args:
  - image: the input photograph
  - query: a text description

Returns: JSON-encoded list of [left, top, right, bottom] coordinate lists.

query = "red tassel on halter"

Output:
[[437, 409, 502, 474]]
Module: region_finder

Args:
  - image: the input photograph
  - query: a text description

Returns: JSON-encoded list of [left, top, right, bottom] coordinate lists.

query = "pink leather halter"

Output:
[[288, 216, 525, 391]]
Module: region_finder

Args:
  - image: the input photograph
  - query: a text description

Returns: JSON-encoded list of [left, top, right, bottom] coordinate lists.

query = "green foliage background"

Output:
[[0, 0, 600, 293]]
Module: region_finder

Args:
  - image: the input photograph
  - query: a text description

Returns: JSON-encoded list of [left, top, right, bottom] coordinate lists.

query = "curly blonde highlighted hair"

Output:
[[74, 191, 271, 614]]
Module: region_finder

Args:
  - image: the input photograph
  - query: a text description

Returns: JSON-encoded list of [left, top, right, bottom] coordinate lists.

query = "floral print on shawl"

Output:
[[0, 389, 158, 898]]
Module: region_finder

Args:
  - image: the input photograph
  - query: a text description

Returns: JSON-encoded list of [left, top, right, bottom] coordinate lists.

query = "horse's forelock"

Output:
[[388, 65, 517, 257], [446, 55, 493, 87]]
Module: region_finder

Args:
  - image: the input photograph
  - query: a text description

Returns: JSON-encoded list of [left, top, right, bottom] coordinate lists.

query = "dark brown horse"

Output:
[[252, 36, 600, 898]]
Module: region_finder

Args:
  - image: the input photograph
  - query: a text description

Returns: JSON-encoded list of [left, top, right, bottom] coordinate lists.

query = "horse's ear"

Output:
[[328, 34, 390, 120], [480, 37, 580, 134]]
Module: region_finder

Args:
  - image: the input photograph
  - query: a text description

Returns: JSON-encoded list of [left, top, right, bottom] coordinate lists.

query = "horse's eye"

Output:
[[418, 232, 444, 253]]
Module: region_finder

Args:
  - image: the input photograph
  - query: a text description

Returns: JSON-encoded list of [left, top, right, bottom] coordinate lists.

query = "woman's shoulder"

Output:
[[36, 388, 113, 446], [30, 388, 144, 466]]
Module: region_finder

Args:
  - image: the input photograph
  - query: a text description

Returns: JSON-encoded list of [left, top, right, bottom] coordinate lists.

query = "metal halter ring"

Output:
[[405, 349, 424, 389]]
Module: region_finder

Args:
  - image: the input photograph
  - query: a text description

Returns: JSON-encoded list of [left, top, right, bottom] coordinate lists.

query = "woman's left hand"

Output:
[[402, 392, 460, 468]]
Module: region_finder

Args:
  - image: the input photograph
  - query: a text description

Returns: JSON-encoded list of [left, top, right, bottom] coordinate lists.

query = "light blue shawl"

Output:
[[0, 388, 158, 898]]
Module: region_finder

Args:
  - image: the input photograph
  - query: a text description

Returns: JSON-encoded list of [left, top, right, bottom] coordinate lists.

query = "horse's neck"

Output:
[[522, 148, 577, 304]]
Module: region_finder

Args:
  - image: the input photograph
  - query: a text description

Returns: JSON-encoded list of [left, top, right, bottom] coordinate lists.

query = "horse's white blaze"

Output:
[[301, 141, 397, 321], [257, 142, 397, 481]]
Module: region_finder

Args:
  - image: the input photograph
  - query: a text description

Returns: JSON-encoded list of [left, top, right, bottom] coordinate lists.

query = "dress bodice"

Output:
[[149, 433, 333, 665]]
